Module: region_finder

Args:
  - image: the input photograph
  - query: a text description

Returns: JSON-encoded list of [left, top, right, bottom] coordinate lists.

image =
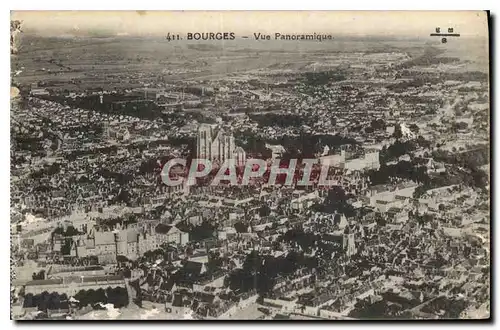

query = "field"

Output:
[[11, 34, 488, 93]]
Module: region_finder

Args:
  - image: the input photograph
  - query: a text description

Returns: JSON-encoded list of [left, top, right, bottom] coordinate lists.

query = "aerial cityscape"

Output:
[[10, 11, 490, 320]]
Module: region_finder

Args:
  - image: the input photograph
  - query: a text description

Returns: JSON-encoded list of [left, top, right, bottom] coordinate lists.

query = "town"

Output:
[[10, 13, 490, 320]]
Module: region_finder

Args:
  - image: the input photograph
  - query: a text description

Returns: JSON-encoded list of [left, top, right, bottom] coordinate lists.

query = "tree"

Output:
[[85, 289, 97, 306], [94, 288, 108, 305], [32, 269, 46, 280], [281, 228, 317, 252], [452, 121, 468, 131], [371, 119, 386, 131], [417, 135, 431, 149], [259, 204, 271, 217], [53, 226, 64, 236], [409, 124, 420, 134], [74, 289, 89, 308], [61, 238, 72, 255], [234, 221, 248, 233], [64, 225, 80, 236], [189, 221, 216, 241], [107, 287, 128, 308], [375, 215, 387, 227], [320, 186, 356, 217], [59, 293, 68, 306], [117, 255, 129, 264], [243, 250, 262, 274], [47, 292, 61, 310], [38, 291, 51, 311], [393, 124, 403, 139], [23, 293, 34, 308], [413, 185, 428, 199], [123, 267, 132, 279], [326, 185, 347, 203]]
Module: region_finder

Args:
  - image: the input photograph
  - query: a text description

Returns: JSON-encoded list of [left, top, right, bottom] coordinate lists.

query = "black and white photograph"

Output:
[[9, 10, 490, 320]]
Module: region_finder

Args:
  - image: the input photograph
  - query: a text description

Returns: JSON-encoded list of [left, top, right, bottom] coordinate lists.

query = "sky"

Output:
[[11, 11, 489, 38]]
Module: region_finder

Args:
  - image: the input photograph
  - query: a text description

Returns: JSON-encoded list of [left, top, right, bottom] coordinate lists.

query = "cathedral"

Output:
[[196, 124, 246, 166]]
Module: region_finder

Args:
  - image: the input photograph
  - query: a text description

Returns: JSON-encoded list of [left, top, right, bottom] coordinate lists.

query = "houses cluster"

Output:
[[11, 44, 490, 320]]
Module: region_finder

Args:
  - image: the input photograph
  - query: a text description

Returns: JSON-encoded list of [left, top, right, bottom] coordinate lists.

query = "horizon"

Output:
[[11, 11, 489, 39]]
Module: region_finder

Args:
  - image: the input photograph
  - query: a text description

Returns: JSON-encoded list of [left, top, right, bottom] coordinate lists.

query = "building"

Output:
[[30, 88, 50, 96], [320, 149, 380, 171], [368, 182, 418, 213], [197, 124, 241, 164], [322, 230, 356, 257], [151, 179, 190, 204], [153, 224, 190, 246], [46, 265, 106, 279], [30, 83, 49, 96], [24, 275, 126, 296], [51, 222, 189, 264], [135, 223, 191, 253], [345, 151, 380, 171], [290, 190, 320, 213], [320, 151, 346, 168], [234, 146, 247, 167]]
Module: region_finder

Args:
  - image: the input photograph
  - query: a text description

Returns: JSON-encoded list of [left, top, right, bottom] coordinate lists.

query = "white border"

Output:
[[4, 1, 500, 10], [3, 1, 498, 330]]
